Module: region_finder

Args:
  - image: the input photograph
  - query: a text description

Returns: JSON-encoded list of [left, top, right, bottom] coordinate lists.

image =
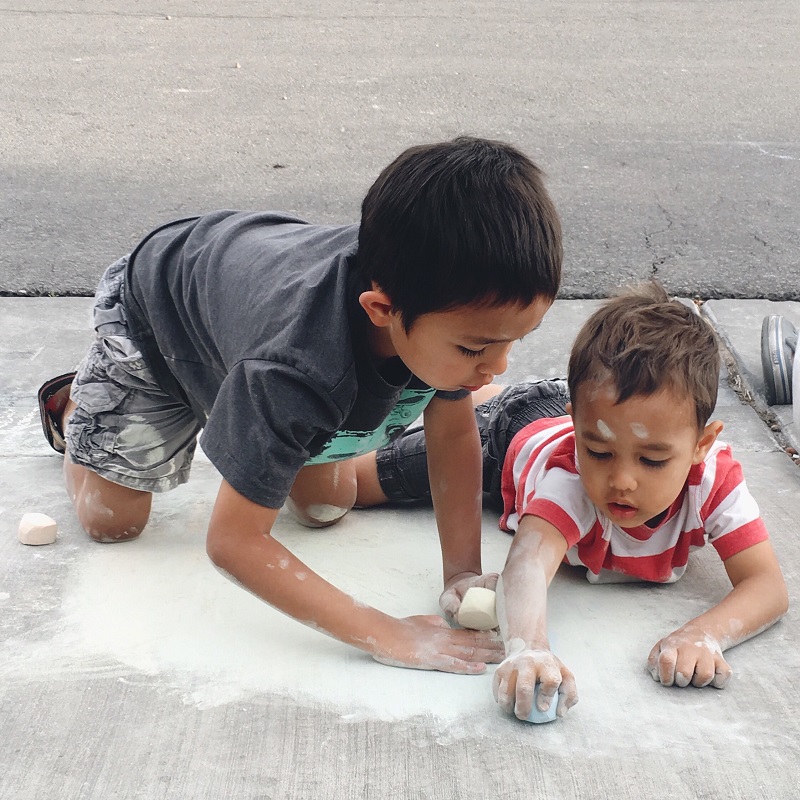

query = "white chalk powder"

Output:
[[3, 498, 762, 751]]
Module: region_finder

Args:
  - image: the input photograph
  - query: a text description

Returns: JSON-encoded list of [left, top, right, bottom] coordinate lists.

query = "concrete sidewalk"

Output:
[[1, 298, 798, 800]]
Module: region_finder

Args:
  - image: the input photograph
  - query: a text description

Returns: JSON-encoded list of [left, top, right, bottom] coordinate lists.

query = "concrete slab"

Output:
[[1, 298, 799, 799]]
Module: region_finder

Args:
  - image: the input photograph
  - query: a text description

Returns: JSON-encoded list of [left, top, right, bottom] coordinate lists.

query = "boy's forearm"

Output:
[[497, 518, 566, 651], [676, 570, 788, 652], [210, 520, 395, 650], [427, 431, 483, 583], [207, 480, 505, 675], [497, 554, 549, 653], [424, 401, 484, 584], [492, 518, 580, 717], [670, 541, 788, 651], [207, 483, 397, 654]]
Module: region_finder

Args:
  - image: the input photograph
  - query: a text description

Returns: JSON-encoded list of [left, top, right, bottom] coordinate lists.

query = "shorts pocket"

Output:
[[72, 341, 131, 416], [99, 334, 162, 394], [67, 403, 120, 460], [71, 375, 129, 417]]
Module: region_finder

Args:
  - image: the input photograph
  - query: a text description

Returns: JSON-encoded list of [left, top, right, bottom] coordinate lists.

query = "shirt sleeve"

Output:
[[701, 446, 770, 561], [199, 359, 345, 508], [519, 465, 598, 548]]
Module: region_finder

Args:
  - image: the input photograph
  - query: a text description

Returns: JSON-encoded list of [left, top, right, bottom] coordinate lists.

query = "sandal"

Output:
[[760, 315, 797, 406], [37, 372, 76, 453]]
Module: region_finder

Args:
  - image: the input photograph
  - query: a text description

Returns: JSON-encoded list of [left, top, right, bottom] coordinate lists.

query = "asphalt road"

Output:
[[2, 1, 799, 297]]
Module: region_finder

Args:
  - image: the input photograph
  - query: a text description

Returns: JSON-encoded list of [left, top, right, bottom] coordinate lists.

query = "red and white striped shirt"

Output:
[[499, 417, 769, 584]]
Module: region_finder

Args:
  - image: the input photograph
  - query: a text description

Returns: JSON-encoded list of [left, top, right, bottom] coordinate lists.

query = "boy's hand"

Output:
[[492, 642, 578, 720], [647, 543, 787, 691], [439, 571, 500, 625], [371, 615, 504, 674], [647, 627, 732, 689]]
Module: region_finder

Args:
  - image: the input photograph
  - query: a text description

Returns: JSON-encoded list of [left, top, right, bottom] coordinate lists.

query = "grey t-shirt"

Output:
[[121, 210, 464, 508]]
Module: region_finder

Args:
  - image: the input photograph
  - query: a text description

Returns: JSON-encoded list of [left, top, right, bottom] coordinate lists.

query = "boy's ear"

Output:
[[693, 420, 724, 464], [566, 401, 573, 419], [359, 284, 396, 328]]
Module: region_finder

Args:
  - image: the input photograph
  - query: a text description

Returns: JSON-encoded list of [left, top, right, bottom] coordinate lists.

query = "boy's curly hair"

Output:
[[568, 282, 720, 429]]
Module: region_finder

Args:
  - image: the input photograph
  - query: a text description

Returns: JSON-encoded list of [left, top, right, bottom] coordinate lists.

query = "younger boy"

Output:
[[354, 283, 788, 716], [38, 137, 562, 674]]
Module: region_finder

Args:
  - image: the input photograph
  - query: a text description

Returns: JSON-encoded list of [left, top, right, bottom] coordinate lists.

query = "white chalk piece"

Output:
[[18, 513, 58, 546], [456, 586, 498, 630], [526, 684, 559, 724]]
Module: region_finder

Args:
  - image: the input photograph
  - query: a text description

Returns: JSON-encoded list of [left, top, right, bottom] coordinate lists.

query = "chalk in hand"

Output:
[[18, 513, 58, 546], [526, 684, 559, 724], [456, 586, 498, 630]]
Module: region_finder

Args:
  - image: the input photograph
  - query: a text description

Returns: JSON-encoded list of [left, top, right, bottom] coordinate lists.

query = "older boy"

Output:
[[355, 284, 788, 715], [38, 137, 561, 674]]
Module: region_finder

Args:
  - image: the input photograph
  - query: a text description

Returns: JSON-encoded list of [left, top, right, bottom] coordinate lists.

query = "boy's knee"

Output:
[[284, 497, 351, 528], [84, 523, 144, 543], [64, 455, 152, 543], [74, 487, 150, 543]]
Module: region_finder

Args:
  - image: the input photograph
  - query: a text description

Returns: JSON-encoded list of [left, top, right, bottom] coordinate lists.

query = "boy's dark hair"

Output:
[[358, 136, 562, 329], [568, 282, 720, 429]]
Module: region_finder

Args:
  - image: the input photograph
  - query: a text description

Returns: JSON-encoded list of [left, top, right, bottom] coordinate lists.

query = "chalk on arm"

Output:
[[18, 513, 58, 546], [456, 586, 499, 630]]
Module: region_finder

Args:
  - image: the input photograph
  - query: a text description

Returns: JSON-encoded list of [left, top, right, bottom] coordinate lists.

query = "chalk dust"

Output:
[[3, 496, 768, 751]]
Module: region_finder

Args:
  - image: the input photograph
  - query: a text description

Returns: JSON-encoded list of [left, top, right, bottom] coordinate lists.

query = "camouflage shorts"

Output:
[[66, 257, 202, 493]]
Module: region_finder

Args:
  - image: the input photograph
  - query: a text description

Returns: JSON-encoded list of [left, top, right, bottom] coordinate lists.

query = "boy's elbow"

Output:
[[206, 524, 231, 570], [773, 560, 790, 611], [764, 569, 790, 621], [777, 580, 790, 617]]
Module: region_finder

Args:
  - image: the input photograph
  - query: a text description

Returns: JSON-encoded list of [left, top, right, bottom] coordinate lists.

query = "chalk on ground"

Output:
[[457, 586, 498, 630], [18, 513, 58, 546]]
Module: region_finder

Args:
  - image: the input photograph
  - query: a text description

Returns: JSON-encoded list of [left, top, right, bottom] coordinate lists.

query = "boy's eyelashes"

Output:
[[585, 448, 670, 469], [585, 448, 611, 461], [458, 345, 487, 357], [641, 457, 669, 469], [457, 336, 526, 358]]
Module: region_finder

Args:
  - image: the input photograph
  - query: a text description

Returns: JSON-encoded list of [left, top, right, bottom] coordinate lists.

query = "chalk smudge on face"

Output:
[[596, 419, 615, 440], [630, 423, 649, 439]]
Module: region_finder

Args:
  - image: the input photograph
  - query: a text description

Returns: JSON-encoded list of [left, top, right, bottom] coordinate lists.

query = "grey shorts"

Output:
[[375, 379, 569, 508], [66, 257, 202, 492]]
